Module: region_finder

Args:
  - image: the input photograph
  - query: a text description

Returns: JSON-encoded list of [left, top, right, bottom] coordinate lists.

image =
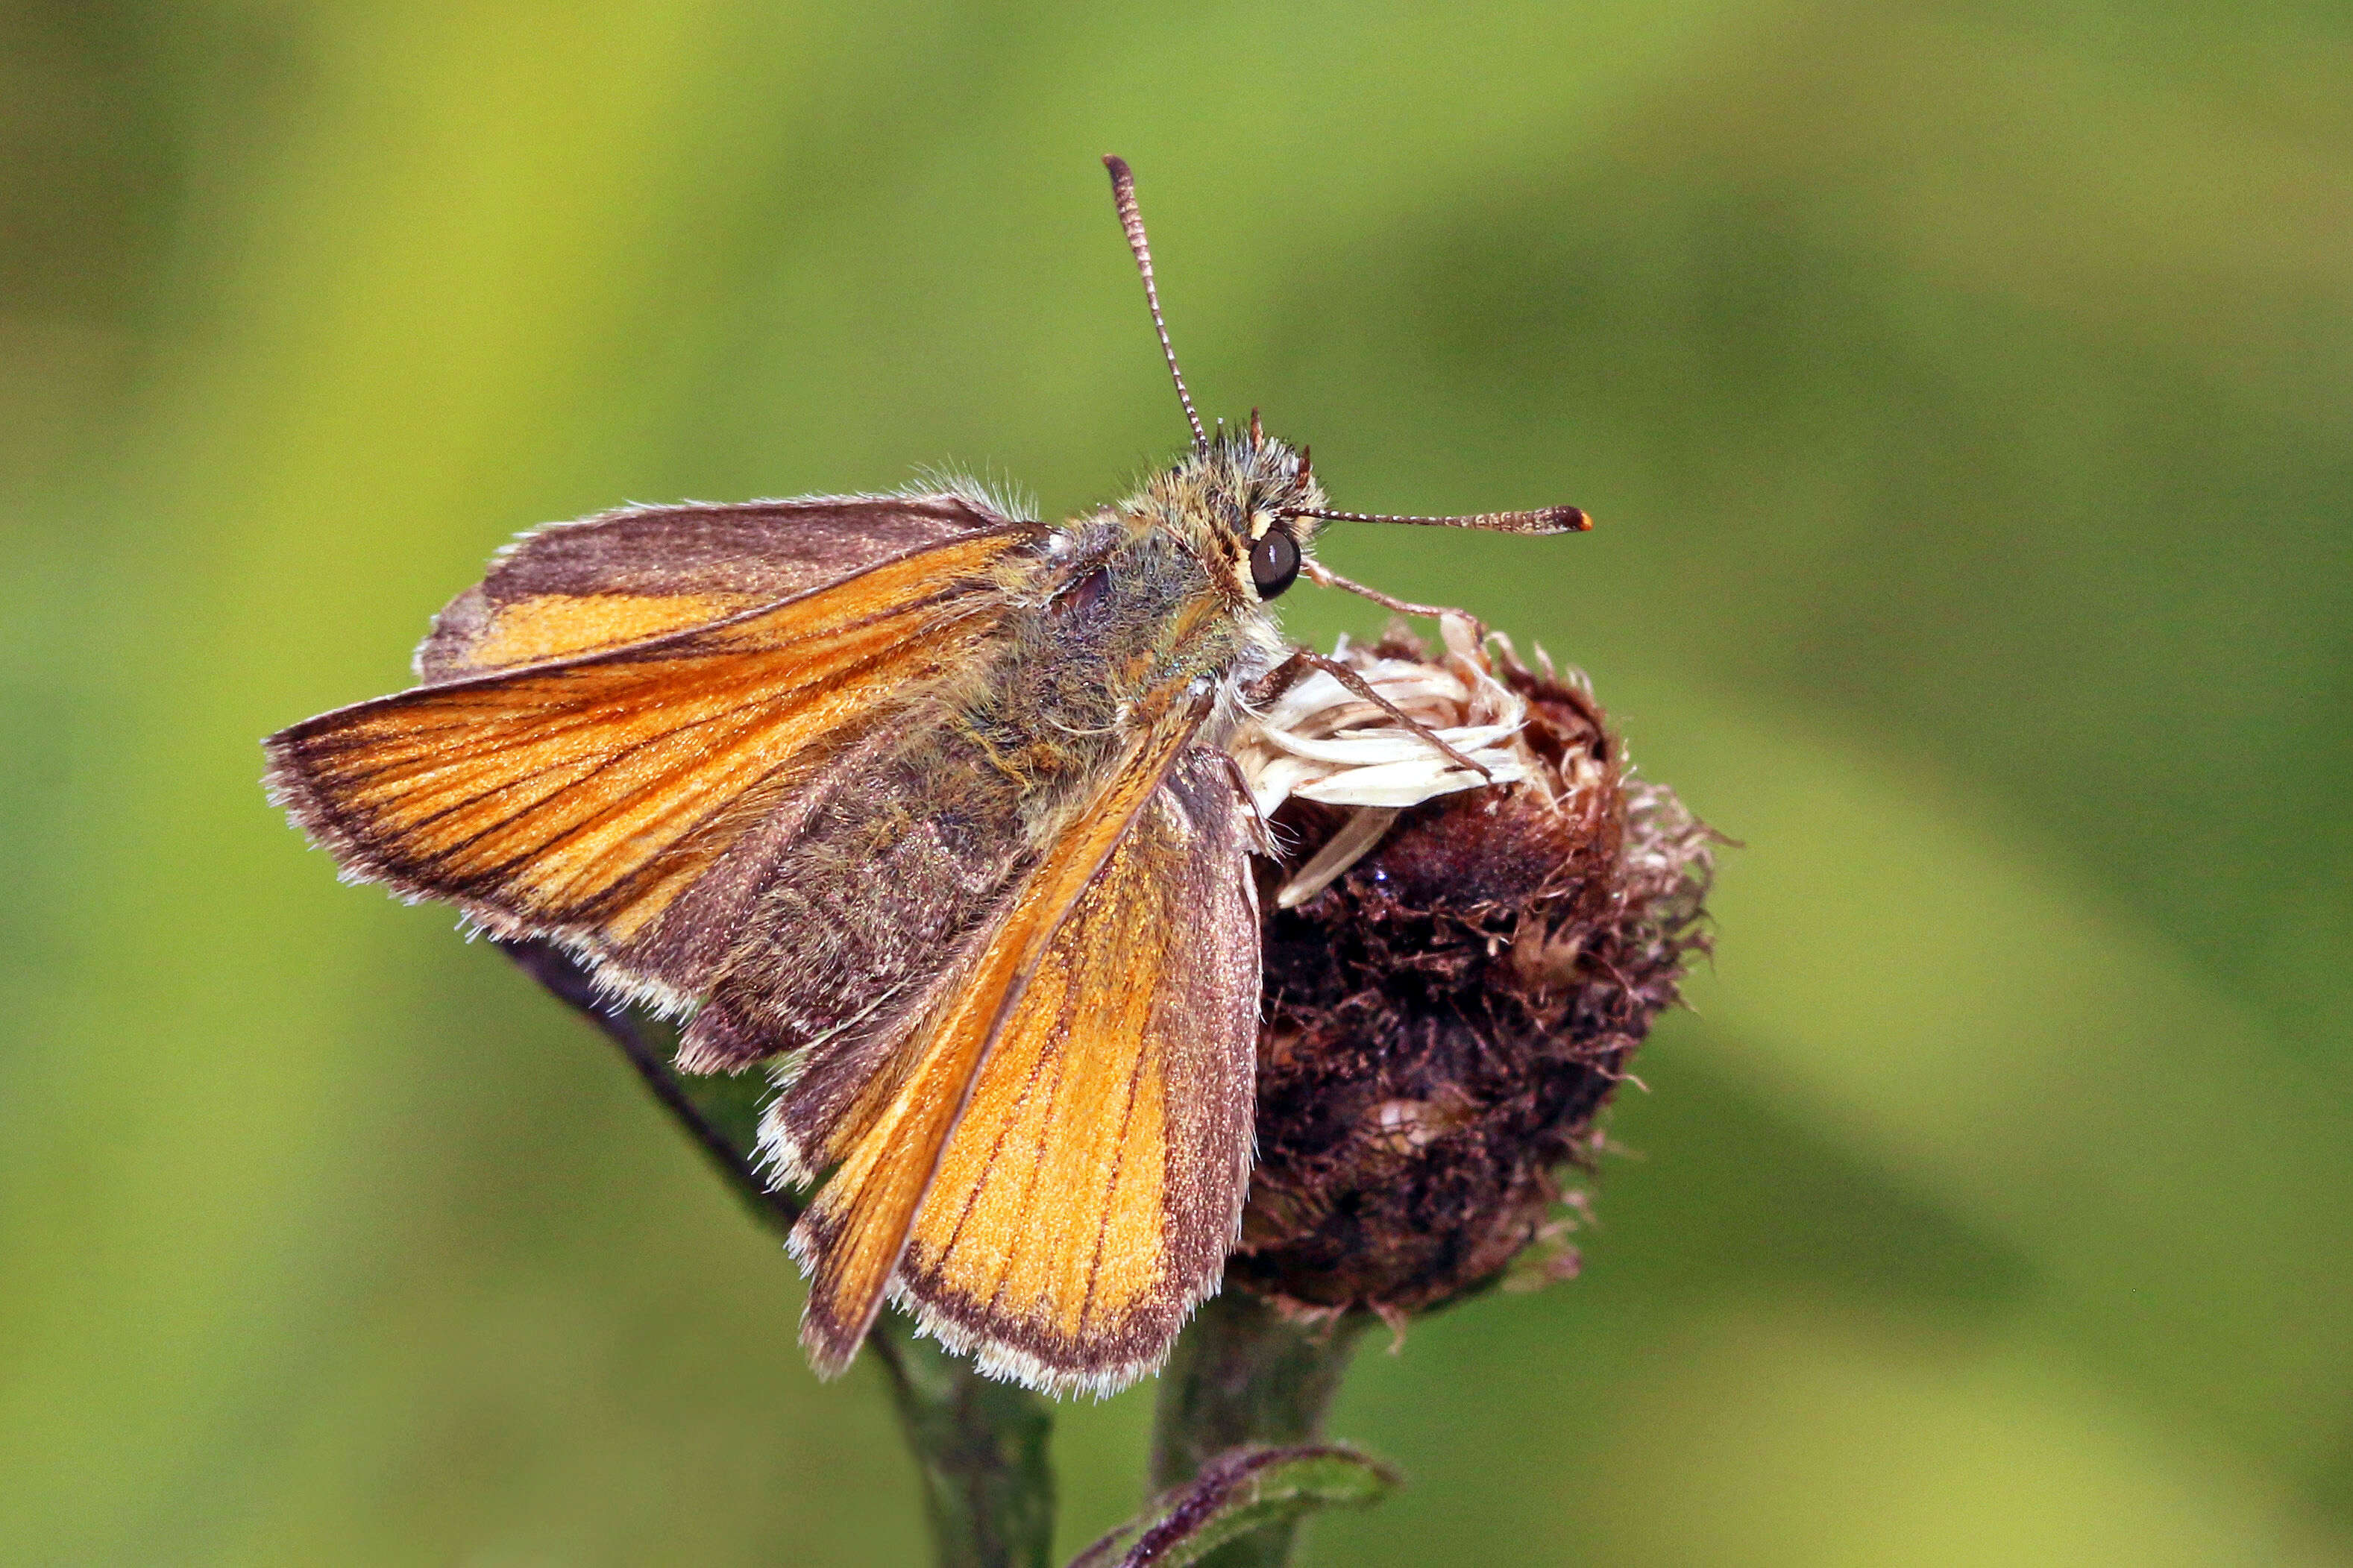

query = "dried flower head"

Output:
[[1226, 619, 1716, 1319]]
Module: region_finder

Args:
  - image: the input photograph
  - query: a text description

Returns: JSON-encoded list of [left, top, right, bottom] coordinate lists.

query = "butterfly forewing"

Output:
[[266, 505, 1038, 1008], [893, 747, 1258, 1392], [790, 697, 1259, 1392]]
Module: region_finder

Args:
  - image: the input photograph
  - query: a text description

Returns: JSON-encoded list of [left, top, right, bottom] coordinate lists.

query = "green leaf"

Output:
[[1069, 1445, 1398, 1568]]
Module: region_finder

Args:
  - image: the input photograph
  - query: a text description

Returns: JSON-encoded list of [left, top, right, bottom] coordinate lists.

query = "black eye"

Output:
[[1249, 529, 1301, 599]]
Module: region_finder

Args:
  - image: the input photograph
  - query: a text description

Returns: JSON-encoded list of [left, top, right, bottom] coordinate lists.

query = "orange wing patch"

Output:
[[790, 730, 1259, 1394], [266, 533, 1029, 997], [459, 591, 759, 674], [415, 491, 1023, 682]]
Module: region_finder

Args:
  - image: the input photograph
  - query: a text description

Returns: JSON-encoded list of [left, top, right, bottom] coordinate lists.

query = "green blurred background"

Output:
[[4, 1, 2349, 1562]]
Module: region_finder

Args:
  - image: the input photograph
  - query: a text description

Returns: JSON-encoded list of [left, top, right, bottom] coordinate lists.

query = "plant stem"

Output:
[[1149, 1292, 1375, 1568], [498, 940, 1057, 1568], [872, 1314, 1058, 1568]]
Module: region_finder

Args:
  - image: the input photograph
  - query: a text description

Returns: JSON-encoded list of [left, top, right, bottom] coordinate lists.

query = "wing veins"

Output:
[[330, 629, 907, 794], [1076, 1010, 1157, 1338], [413, 696, 818, 878], [926, 978, 1061, 1268], [974, 1018, 1076, 1317], [328, 620, 955, 895]]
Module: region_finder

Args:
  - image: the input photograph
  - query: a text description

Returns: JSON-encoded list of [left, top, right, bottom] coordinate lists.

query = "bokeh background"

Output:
[[4, 1, 2349, 1563]]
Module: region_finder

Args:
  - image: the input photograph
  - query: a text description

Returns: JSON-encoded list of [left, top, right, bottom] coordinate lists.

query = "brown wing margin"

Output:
[[263, 526, 1037, 1010], [788, 702, 1260, 1396]]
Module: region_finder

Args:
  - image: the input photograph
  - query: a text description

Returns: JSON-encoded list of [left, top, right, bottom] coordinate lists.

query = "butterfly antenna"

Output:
[[1281, 504, 1593, 536], [1103, 155, 1208, 454]]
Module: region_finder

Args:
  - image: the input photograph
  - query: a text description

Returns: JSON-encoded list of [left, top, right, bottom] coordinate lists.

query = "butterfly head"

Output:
[[1138, 412, 1325, 605]]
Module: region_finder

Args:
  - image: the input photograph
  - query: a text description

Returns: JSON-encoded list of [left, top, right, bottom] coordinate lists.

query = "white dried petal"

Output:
[[1252, 720, 1523, 768], [1231, 613, 1539, 901], [1293, 755, 1526, 807], [1275, 806, 1401, 909]]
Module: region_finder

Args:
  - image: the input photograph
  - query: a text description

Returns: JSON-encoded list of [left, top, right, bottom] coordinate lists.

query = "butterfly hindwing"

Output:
[[671, 720, 1041, 1086]]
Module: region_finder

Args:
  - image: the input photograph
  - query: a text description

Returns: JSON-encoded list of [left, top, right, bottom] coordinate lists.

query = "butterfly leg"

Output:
[[1301, 558, 1488, 642], [1245, 648, 1495, 784]]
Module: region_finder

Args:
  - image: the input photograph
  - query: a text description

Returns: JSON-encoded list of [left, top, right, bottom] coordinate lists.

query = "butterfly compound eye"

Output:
[[1250, 529, 1301, 599]]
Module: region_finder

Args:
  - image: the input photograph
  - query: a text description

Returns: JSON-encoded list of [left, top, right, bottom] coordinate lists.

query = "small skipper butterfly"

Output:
[[265, 157, 1587, 1394]]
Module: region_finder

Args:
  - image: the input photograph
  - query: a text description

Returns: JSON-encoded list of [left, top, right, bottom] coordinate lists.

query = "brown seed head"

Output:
[[1228, 624, 1716, 1318]]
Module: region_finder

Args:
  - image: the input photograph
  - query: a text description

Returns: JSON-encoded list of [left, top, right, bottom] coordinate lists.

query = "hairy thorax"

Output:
[[943, 509, 1278, 837]]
